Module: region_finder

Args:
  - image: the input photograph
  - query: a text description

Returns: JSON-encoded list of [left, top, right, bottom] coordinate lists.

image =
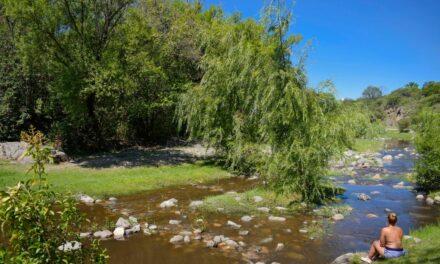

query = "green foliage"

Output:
[[19, 127, 53, 182], [0, 129, 107, 263], [0, 182, 107, 263], [398, 118, 411, 133], [415, 110, 440, 191], [178, 1, 349, 203], [362, 85, 382, 99]]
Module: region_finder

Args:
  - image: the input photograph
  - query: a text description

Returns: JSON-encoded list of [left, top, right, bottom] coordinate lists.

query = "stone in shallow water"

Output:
[[58, 241, 81, 252], [383, 155, 393, 161], [257, 207, 270, 213], [93, 230, 112, 239], [77, 194, 94, 204], [189, 200, 203, 208], [275, 243, 285, 251], [366, 213, 378, 218], [370, 191, 380, 195], [169, 219, 181, 225], [241, 215, 253, 222], [347, 179, 356, 185], [268, 215, 286, 222], [227, 220, 242, 229], [416, 194, 424, 200], [357, 193, 371, 201], [332, 214, 344, 221], [299, 228, 308, 233], [260, 237, 273, 244], [426, 197, 434, 205], [239, 230, 249, 236], [160, 198, 178, 208], [169, 235, 184, 244], [113, 227, 125, 240], [116, 217, 131, 229]]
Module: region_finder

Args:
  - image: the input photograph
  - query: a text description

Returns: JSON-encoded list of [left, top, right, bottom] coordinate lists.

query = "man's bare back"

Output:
[[380, 225, 403, 249]]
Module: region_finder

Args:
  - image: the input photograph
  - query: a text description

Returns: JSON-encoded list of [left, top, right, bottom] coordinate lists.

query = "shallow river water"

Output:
[[82, 141, 440, 264]]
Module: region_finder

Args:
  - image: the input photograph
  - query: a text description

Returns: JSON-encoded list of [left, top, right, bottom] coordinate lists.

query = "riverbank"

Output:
[[0, 160, 230, 197]]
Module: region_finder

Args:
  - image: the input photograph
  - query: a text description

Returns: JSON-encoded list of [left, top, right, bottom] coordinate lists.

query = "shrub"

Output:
[[0, 128, 108, 263], [398, 118, 411, 133], [415, 111, 440, 191]]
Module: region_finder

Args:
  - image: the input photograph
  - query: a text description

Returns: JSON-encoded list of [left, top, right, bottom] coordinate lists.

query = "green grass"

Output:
[[352, 138, 384, 152], [382, 129, 414, 141], [199, 188, 301, 215], [0, 160, 230, 197], [352, 129, 414, 152], [385, 223, 440, 264]]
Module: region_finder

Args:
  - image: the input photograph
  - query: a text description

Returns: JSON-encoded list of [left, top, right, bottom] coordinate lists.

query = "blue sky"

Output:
[[203, 0, 440, 99]]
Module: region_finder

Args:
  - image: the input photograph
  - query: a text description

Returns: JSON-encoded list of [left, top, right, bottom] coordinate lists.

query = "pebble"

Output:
[[170, 235, 184, 244], [299, 228, 308, 234], [160, 198, 178, 208], [383, 155, 393, 161], [113, 227, 125, 240], [239, 230, 250, 236], [108, 197, 117, 202], [332, 214, 344, 221], [116, 217, 131, 229], [93, 230, 112, 239], [241, 215, 253, 222], [79, 232, 91, 238], [275, 206, 287, 211], [257, 207, 270, 213], [348, 179, 356, 185], [275, 243, 285, 251], [358, 193, 371, 201], [260, 237, 273, 244], [268, 216, 286, 222], [426, 197, 434, 205], [366, 213, 378, 218], [169, 220, 182, 225], [184, 235, 191, 243], [416, 194, 424, 200], [253, 196, 264, 203], [58, 241, 81, 251], [189, 200, 204, 208], [227, 220, 242, 229]]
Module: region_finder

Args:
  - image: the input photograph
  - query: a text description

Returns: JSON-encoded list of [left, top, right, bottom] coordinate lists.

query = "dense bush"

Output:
[[398, 118, 411, 133], [0, 129, 107, 263], [415, 111, 440, 191], [178, 2, 349, 203]]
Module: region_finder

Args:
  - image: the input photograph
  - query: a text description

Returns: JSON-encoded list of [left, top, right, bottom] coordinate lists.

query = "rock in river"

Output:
[[113, 227, 125, 240], [58, 241, 81, 252], [358, 193, 371, 201], [77, 194, 94, 204], [426, 197, 434, 205], [416, 194, 424, 200], [160, 198, 178, 208], [268, 215, 286, 222], [116, 217, 131, 229], [227, 220, 242, 229], [93, 230, 112, 239], [241, 215, 253, 222], [170, 235, 184, 244], [332, 214, 344, 221], [189, 200, 203, 208], [169, 219, 182, 225], [383, 155, 393, 161]]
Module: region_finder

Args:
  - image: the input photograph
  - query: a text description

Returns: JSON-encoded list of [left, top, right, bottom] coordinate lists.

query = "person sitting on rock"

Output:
[[361, 213, 406, 263]]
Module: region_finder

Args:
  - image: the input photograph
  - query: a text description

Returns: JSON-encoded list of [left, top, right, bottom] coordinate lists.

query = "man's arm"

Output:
[[379, 228, 387, 247]]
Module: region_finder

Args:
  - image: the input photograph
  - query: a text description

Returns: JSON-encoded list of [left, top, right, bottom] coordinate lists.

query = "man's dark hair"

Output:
[[388, 213, 397, 225]]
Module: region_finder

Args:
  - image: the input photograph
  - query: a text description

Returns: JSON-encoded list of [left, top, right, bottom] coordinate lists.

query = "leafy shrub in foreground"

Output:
[[415, 111, 440, 191], [0, 128, 107, 263]]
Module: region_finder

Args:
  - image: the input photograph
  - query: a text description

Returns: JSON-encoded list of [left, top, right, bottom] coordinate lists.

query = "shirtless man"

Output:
[[361, 213, 406, 263]]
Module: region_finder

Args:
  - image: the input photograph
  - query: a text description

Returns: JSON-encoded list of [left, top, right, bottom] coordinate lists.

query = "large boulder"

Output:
[[0, 141, 68, 163], [331, 252, 368, 264]]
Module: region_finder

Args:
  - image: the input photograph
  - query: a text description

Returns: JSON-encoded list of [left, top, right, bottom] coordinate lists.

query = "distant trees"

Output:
[[362, 86, 382, 99]]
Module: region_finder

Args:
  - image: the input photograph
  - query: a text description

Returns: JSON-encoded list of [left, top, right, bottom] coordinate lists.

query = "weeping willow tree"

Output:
[[178, 1, 349, 203]]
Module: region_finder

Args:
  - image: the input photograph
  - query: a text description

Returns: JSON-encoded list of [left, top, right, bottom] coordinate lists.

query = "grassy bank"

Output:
[[199, 188, 301, 215], [351, 129, 413, 152], [385, 223, 440, 263], [0, 160, 230, 197]]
